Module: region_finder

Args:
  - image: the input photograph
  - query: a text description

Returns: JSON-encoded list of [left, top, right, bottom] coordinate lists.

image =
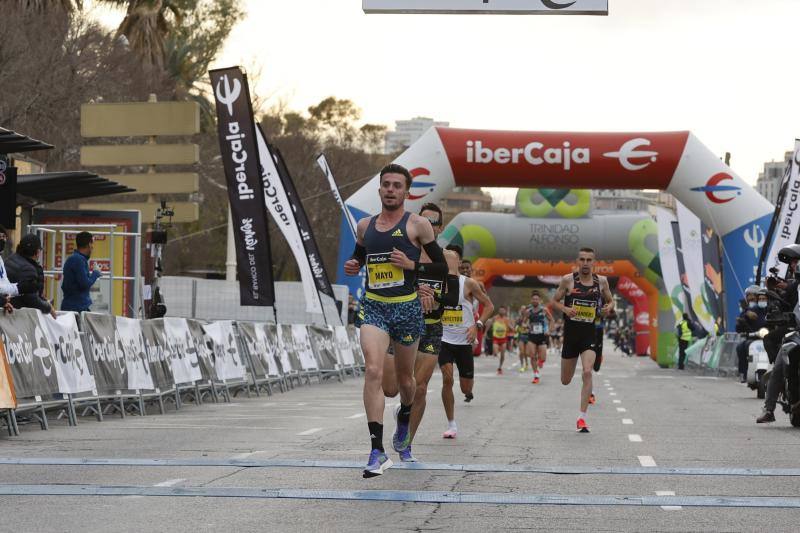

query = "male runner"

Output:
[[517, 306, 530, 373], [551, 248, 614, 433], [440, 245, 494, 438], [459, 258, 489, 357], [524, 291, 555, 384], [491, 307, 513, 374], [343, 164, 448, 477], [380, 202, 453, 463]]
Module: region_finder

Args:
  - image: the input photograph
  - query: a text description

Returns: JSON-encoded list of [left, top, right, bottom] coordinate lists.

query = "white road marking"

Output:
[[649, 376, 675, 379], [695, 377, 719, 380], [622, 419, 634, 425], [612, 400, 621, 404], [609, 393, 617, 396], [153, 478, 186, 487], [297, 402, 308, 406], [607, 387, 614, 391], [628, 434, 643, 442], [656, 490, 682, 510], [230, 451, 264, 460], [616, 407, 627, 412], [297, 427, 323, 436], [638, 456, 657, 467], [346, 413, 366, 419]]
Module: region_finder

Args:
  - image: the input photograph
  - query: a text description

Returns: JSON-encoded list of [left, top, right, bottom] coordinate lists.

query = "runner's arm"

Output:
[[469, 278, 494, 325], [343, 219, 369, 275], [552, 275, 575, 317], [599, 276, 615, 316]]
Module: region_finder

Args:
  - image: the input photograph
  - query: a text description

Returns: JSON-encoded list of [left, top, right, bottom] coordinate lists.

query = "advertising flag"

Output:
[[762, 140, 800, 279], [676, 202, 714, 333], [656, 207, 683, 321]]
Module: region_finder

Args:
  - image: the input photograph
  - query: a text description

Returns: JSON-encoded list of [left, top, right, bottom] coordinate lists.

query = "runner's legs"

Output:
[[409, 353, 437, 440], [361, 324, 392, 422]]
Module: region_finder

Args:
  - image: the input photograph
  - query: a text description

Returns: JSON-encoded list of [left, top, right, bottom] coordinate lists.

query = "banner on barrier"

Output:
[[186, 319, 217, 382], [163, 317, 202, 385], [291, 324, 318, 371], [334, 326, 356, 366], [277, 324, 299, 373], [202, 320, 246, 381], [116, 316, 154, 391], [267, 323, 290, 376], [0, 309, 59, 398], [308, 326, 337, 371], [83, 312, 127, 392], [139, 319, 175, 391], [238, 322, 280, 379], [0, 337, 17, 409], [39, 313, 96, 394]]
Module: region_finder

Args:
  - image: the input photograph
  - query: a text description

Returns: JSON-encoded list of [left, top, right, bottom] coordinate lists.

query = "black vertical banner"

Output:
[[270, 145, 335, 299], [209, 66, 275, 306], [0, 164, 17, 229]]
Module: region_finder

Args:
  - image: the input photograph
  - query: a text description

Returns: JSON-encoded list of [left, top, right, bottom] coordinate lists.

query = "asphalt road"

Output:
[[1, 344, 799, 532]]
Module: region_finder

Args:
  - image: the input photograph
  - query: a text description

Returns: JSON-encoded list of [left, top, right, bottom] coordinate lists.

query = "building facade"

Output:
[[755, 151, 792, 205], [384, 117, 449, 154]]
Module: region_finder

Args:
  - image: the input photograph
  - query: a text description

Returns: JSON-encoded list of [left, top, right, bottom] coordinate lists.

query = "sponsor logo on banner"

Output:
[[466, 140, 590, 171], [744, 223, 766, 259], [690, 173, 742, 204], [408, 167, 435, 200], [636, 312, 649, 326], [602, 138, 658, 171], [542, 0, 576, 8]]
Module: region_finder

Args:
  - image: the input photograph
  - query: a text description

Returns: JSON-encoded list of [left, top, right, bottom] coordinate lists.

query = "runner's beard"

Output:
[[381, 199, 402, 211]]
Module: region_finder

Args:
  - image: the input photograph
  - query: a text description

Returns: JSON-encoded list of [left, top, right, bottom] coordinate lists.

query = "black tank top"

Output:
[[363, 211, 420, 299], [564, 272, 602, 332]]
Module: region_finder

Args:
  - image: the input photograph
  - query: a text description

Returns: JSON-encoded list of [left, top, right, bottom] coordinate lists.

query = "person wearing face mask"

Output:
[[5, 233, 55, 317], [735, 285, 768, 383], [0, 224, 31, 315], [61, 231, 102, 313]]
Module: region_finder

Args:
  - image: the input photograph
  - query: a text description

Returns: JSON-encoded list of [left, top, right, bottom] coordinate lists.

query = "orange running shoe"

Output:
[[532, 376, 540, 384], [576, 418, 589, 433], [589, 393, 596, 405]]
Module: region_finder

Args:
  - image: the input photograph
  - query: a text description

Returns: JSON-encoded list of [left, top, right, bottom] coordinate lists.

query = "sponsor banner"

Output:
[[317, 154, 357, 239], [237, 321, 281, 379], [701, 223, 723, 325], [115, 316, 154, 391], [363, 0, 609, 14], [271, 146, 336, 303], [676, 202, 714, 333], [209, 66, 275, 306], [39, 312, 96, 394], [672, 220, 697, 325], [255, 126, 322, 315], [334, 326, 356, 366], [0, 337, 16, 409], [186, 319, 218, 382], [202, 320, 246, 381], [762, 141, 800, 279], [656, 207, 683, 321], [0, 309, 60, 398], [163, 317, 202, 385], [308, 326, 337, 371], [83, 312, 127, 392], [721, 213, 772, 331], [277, 324, 300, 373], [615, 277, 650, 356], [139, 319, 175, 391], [265, 323, 286, 376], [291, 324, 318, 371]]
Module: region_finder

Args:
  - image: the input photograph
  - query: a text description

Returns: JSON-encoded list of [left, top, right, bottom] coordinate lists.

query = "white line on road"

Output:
[[609, 393, 617, 396], [629, 434, 643, 442], [656, 490, 682, 510], [607, 387, 615, 391], [346, 413, 366, 419], [297, 427, 323, 436], [616, 407, 627, 413], [230, 452, 264, 460], [649, 376, 675, 379], [153, 479, 186, 487], [622, 419, 634, 425], [695, 377, 719, 380], [638, 456, 657, 467], [612, 400, 621, 404]]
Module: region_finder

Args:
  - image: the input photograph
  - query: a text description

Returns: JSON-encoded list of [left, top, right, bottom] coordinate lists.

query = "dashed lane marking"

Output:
[[346, 413, 366, 419], [656, 490, 682, 510], [617, 408, 627, 413], [297, 428, 323, 436], [629, 434, 643, 442], [638, 456, 657, 467], [622, 419, 634, 425]]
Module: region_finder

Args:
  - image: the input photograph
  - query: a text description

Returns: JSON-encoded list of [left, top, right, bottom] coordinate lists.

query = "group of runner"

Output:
[[344, 164, 615, 477]]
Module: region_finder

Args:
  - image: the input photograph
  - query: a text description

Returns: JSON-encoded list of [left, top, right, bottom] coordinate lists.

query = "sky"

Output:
[[88, 0, 800, 205]]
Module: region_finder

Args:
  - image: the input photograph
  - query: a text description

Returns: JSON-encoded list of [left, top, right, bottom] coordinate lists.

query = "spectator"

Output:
[[676, 313, 694, 370], [5, 233, 55, 317], [61, 231, 102, 312], [0, 224, 22, 315], [735, 287, 767, 383]]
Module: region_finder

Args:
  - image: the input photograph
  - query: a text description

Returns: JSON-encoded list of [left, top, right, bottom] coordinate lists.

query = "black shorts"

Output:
[[528, 334, 548, 347], [419, 321, 443, 355], [562, 323, 597, 359], [438, 341, 475, 379]]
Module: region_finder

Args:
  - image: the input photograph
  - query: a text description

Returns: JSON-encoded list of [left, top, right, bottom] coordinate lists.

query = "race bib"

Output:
[[418, 277, 442, 311], [366, 252, 404, 289], [493, 321, 507, 338], [442, 306, 464, 325], [532, 323, 544, 334], [572, 299, 597, 323]]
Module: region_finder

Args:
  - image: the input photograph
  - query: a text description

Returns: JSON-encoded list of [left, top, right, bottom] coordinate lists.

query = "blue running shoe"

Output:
[[392, 405, 411, 452], [363, 449, 393, 478], [398, 445, 417, 463]]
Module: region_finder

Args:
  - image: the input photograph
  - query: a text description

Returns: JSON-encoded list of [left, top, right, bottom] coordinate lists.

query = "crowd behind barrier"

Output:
[[0, 308, 365, 437]]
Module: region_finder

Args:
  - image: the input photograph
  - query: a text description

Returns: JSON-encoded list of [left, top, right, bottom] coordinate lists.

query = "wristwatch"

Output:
[[476, 320, 484, 330]]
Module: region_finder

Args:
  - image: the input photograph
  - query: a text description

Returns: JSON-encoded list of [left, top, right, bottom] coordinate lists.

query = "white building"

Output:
[[755, 151, 792, 206], [384, 117, 449, 154]]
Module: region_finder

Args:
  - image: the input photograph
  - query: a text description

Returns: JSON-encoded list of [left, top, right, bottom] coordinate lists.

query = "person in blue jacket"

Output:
[[61, 231, 102, 312]]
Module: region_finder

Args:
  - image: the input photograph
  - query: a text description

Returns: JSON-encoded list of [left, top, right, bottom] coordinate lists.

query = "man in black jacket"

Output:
[[5, 234, 55, 317]]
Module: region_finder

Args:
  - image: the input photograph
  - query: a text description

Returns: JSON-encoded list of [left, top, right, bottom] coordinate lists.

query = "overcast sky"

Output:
[[91, 0, 799, 205]]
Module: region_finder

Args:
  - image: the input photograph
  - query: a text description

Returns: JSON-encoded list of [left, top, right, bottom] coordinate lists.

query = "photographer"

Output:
[[757, 247, 800, 424], [735, 286, 767, 383]]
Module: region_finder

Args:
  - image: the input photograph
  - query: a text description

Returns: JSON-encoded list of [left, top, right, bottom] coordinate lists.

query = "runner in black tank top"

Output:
[[343, 164, 448, 477], [552, 248, 614, 434]]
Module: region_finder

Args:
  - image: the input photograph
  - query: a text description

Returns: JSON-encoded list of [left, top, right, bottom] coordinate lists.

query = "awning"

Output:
[[0, 127, 53, 154], [17, 171, 136, 207]]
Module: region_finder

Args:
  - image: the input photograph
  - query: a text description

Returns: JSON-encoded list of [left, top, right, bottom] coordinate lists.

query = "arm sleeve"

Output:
[[349, 243, 366, 265], [416, 241, 448, 277]]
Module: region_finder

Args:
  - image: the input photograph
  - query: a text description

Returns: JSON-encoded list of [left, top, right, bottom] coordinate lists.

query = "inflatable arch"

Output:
[[339, 128, 773, 332], [471, 259, 669, 365]]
